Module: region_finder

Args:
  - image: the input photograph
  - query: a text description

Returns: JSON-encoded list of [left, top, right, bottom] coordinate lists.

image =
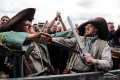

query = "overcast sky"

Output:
[[0, 0, 120, 30]]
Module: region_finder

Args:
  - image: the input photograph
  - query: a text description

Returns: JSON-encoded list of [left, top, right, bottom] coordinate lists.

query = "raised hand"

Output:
[[58, 13, 62, 22], [55, 11, 61, 20]]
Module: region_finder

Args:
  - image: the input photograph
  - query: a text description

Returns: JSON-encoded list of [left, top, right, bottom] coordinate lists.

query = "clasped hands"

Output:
[[35, 32, 53, 44]]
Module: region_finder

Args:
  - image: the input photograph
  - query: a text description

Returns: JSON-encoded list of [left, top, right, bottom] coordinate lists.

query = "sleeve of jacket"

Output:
[[53, 37, 76, 48], [0, 32, 28, 50]]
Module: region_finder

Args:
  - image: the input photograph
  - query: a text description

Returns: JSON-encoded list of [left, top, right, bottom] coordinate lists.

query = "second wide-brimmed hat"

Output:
[[0, 8, 36, 32], [78, 17, 109, 40]]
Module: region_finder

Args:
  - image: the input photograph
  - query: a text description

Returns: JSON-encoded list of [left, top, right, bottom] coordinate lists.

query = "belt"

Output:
[[71, 68, 92, 73], [71, 68, 83, 73]]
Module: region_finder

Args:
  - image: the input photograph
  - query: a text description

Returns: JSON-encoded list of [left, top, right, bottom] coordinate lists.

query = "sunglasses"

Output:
[[24, 22, 32, 26], [85, 24, 93, 28]]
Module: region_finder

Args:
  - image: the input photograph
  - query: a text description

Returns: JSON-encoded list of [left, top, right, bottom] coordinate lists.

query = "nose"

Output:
[[28, 24, 32, 28], [3, 20, 7, 23], [113, 28, 115, 30], [85, 27, 89, 29]]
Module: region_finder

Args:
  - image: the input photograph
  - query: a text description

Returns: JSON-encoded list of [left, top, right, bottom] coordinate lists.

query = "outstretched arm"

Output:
[[0, 32, 51, 50], [25, 33, 50, 44]]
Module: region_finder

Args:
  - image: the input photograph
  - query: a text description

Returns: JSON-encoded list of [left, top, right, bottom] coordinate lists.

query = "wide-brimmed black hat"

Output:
[[78, 17, 109, 40], [0, 8, 36, 32]]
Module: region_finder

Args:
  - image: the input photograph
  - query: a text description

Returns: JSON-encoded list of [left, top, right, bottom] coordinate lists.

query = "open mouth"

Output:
[[85, 29, 90, 32]]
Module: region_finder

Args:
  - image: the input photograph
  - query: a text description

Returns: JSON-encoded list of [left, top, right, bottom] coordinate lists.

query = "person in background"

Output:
[[33, 24, 41, 32], [0, 16, 10, 26], [107, 22, 120, 69], [46, 11, 67, 34], [118, 24, 120, 29], [57, 25, 62, 32], [40, 20, 49, 33]]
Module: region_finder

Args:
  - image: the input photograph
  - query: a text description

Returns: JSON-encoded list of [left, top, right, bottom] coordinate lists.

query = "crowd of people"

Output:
[[0, 8, 120, 79]]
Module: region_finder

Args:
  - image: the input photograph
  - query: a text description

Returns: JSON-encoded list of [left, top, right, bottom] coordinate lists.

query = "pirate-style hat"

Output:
[[0, 8, 36, 32], [78, 17, 109, 40]]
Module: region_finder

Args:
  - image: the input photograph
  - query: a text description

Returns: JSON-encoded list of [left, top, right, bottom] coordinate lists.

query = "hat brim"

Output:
[[0, 8, 36, 32]]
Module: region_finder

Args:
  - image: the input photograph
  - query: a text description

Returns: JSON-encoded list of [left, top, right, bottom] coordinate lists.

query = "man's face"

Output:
[[57, 26, 62, 32], [51, 24, 57, 32], [1, 17, 9, 25], [118, 25, 120, 28], [33, 25, 39, 31], [19, 20, 32, 33], [84, 24, 98, 36], [107, 24, 115, 35]]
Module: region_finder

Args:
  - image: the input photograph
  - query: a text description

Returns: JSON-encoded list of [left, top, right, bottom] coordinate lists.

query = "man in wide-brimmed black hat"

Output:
[[0, 8, 52, 78], [53, 17, 113, 74]]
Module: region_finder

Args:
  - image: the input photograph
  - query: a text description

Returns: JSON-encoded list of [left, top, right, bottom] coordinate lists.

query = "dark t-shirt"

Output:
[[107, 28, 120, 47], [115, 28, 120, 45], [48, 31, 56, 34]]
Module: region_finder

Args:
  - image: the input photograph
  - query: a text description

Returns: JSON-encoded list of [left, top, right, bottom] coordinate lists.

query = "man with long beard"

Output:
[[107, 22, 120, 69]]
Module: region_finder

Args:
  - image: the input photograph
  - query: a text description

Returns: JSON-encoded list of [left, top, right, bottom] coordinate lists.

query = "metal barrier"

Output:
[[1, 69, 120, 80]]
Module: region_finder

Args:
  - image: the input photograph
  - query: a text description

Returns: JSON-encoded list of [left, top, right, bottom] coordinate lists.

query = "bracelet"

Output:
[[55, 17, 58, 21]]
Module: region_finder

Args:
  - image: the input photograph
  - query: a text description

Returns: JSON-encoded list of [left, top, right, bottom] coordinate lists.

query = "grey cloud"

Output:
[[77, 0, 96, 8], [69, 12, 109, 23], [0, 8, 19, 13]]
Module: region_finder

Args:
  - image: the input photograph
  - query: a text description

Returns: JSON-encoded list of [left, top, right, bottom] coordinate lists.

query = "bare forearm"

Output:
[[46, 18, 56, 33], [25, 33, 50, 44], [60, 20, 67, 31], [25, 34, 36, 41]]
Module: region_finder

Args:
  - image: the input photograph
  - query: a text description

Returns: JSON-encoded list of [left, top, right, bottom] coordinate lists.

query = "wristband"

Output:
[[55, 17, 57, 21]]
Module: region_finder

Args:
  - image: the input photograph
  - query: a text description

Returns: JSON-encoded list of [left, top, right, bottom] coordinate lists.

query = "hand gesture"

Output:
[[35, 32, 52, 44], [39, 35, 50, 44], [55, 11, 61, 19], [75, 23, 78, 28], [58, 13, 62, 22]]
